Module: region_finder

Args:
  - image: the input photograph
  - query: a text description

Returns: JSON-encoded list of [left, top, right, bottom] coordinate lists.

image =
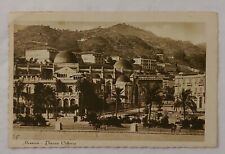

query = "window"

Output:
[[199, 87, 202, 93], [199, 97, 202, 108]]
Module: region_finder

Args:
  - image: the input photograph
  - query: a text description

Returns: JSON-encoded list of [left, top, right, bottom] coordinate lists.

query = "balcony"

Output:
[[56, 92, 79, 97], [20, 77, 56, 83], [186, 82, 192, 86]]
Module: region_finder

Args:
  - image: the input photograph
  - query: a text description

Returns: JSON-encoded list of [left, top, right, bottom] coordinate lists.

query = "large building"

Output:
[[15, 48, 205, 117], [134, 57, 156, 71], [25, 48, 58, 63], [80, 51, 105, 65], [174, 73, 206, 112], [14, 50, 120, 116]]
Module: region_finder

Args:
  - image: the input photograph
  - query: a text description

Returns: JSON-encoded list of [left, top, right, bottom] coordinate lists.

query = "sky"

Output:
[[15, 21, 205, 44]]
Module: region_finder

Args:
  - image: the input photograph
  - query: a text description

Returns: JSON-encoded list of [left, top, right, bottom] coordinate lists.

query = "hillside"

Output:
[[14, 23, 206, 71]]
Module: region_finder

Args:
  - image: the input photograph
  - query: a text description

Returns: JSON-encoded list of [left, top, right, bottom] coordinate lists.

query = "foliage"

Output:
[[105, 56, 116, 66], [14, 80, 32, 114], [14, 80, 25, 101], [86, 112, 98, 123], [33, 83, 57, 116], [174, 89, 197, 120], [159, 115, 169, 128], [112, 88, 127, 117], [102, 116, 122, 127], [143, 119, 159, 128], [181, 116, 205, 130], [13, 114, 48, 126], [164, 86, 175, 101], [142, 82, 162, 121], [121, 116, 141, 124], [55, 79, 68, 92], [76, 79, 106, 114]]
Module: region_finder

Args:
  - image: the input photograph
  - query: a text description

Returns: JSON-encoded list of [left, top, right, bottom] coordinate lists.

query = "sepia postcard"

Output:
[[8, 12, 218, 148]]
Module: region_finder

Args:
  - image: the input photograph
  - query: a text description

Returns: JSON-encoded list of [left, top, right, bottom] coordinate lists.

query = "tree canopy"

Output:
[[76, 79, 105, 114], [33, 83, 57, 115], [174, 89, 197, 120]]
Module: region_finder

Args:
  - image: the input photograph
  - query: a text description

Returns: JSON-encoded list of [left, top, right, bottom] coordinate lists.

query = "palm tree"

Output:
[[33, 83, 57, 118], [112, 88, 126, 117], [14, 80, 25, 114], [143, 83, 161, 122], [164, 86, 175, 103], [43, 86, 57, 119], [76, 78, 104, 115], [174, 89, 197, 120], [33, 83, 46, 115]]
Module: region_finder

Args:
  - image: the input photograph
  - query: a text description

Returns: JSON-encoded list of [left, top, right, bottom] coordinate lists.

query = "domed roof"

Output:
[[114, 59, 133, 71], [54, 51, 77, 63], [116, 75, 130, 83]]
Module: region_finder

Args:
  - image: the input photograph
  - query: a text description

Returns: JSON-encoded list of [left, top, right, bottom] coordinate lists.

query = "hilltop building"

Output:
[[111, 55, 121, 62], [25, 48, 58, 63], [134, 57, 156, 71], [80, 51, 104, 65]]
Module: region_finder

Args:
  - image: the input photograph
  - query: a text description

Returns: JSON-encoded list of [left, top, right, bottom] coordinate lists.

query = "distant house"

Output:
[[156, 62, 177, 73], [134, 57, 156, 70], [80, 51, 104, 65], [111, 55, 121, 62], [25, 48, 57, 63], [156, 53, 164, 61]]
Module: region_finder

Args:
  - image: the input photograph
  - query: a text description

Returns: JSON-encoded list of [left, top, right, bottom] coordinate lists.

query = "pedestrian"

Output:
[[73, 116, 77, 123], [171, 123, 176, 134]]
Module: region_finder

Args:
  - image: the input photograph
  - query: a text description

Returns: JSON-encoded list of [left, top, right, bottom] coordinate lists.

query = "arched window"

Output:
[[63, 99, 69, 107]]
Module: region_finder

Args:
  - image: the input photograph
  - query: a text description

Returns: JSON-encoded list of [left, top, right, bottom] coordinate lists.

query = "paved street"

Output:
[[13, 128, 204, 141], [13, 124, 204, 142]]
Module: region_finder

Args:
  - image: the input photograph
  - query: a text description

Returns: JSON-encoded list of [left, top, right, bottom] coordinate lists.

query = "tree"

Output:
[[164, 86, 175, 102], [22, 92, 33, 114], [33, 83, 57, 118], [112, 88, 126, 117], [134, 84, 139, 108], [143, 83, 161, 122], [105, 57, 116, 66], [14, 80, 25, 114], [56, 79, 68, 92], [76, 78, 105, 115], [154, 93, 164, 111], [43, 86, 57, 119], [33, 83, 46, 115], [174, 89, 197, 120]]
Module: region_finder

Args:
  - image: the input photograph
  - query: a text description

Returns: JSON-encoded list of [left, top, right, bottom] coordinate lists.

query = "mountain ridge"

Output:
[[14, 24, 206, 71]]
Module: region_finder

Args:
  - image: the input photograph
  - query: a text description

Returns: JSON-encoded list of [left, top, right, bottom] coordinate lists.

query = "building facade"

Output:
[[25, 48, 58, 63], [80, 52, 104, 65], [174, 74, 206, 112], [134, 57, 156, 70]]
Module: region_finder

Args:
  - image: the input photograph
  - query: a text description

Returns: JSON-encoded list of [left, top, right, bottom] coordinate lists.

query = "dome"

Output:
[[116, 75, 130, 83], [54, 51, 77, 63], [114, 59, 133, 71]]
